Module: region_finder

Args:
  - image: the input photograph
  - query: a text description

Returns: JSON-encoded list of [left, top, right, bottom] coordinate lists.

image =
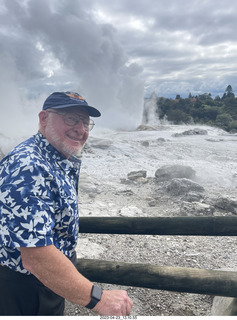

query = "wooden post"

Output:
[[79, 216, 237, 236], [77, 259, 237, 298]]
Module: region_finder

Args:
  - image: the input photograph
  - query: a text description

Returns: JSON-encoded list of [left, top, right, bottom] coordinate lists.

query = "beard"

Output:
[[45, 121, 85, 158]]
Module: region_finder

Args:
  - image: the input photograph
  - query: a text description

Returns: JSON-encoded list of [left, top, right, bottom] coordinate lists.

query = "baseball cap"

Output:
[[43, 91, 101, 117]]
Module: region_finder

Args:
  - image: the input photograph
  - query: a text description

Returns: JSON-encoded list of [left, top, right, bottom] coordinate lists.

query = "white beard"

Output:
[[45, 121, 85, 158]]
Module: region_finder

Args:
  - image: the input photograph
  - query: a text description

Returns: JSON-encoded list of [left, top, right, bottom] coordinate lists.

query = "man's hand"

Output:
[[93, 289, 133, 316]]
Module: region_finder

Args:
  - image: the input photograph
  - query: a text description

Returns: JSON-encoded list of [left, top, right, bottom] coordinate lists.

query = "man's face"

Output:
[[39, 106, 90, 158]]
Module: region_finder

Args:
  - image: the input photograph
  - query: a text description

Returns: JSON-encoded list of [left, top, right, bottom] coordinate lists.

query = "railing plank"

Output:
[[79, 216, 237, 236], [77, 259, 237, 297]]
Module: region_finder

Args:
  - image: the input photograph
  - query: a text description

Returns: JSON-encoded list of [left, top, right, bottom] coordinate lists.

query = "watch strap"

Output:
[[85, 285, 102, 309]]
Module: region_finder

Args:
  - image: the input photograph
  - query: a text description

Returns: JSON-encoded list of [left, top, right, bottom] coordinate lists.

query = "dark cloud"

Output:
[[0, 0, 237, 135], [0, 0, 144, 130], [89, 0, 237, 96]]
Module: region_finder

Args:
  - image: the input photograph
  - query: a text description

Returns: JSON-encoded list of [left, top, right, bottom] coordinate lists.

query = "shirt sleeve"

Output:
[[0, 156, 57, 248]]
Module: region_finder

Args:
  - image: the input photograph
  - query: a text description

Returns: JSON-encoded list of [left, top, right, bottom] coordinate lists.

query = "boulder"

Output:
[[141, 141, 149, 147], [155, 165, 196, 182], [166, 178, 205, 196], [182, 192, 204, 202], [127, 170, 147, 181], [214, 197, 237, 214], [211, 297, 237, 316], [172, 128, 208, 137], [180, 202, 214, 216], [115, 188, 134, 196]]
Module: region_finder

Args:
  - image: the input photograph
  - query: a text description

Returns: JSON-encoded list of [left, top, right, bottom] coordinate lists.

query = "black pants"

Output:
[[0, 251, 77, 316]]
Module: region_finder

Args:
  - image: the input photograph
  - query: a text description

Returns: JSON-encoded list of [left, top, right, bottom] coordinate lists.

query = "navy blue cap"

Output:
[[43, 91, 101, 117]]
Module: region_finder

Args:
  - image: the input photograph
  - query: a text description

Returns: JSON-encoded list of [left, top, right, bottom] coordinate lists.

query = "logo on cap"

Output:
[[65, 92, 86, 102]]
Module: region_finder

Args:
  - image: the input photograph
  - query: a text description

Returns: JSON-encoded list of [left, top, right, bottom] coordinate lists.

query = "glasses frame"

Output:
[[46, 110, 95, 131]]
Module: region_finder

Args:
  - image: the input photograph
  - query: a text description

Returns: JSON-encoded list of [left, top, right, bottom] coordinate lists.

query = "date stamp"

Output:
[[100, 316, 137, 320]]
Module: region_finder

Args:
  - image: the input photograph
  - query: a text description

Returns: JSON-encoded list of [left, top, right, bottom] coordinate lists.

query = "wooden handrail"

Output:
[[79, 216, 237, 236], [78, 216, 237, 298], [77, 259, 237, 298]]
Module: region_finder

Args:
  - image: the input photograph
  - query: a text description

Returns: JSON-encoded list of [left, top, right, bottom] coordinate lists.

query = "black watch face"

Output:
[[92, 285, 102, 300]]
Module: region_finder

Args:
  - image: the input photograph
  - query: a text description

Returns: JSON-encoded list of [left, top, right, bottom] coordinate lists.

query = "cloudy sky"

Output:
[[0, 0, 237, 133]]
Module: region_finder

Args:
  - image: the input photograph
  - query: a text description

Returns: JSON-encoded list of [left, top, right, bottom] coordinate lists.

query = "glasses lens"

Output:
[[47, 110, 94, 131], [64, 114, 78, 126], [65, 114, 94, 131]]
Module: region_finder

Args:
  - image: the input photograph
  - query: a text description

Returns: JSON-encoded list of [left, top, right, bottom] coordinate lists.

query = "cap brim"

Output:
[[50, 104, 101, 117]]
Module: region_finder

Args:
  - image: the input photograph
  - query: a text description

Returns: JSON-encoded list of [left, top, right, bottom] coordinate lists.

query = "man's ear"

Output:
[[38, 110, 49, 128]]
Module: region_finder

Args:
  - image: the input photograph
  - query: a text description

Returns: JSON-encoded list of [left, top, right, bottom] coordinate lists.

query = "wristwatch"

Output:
[[85, 285, 103, 309]]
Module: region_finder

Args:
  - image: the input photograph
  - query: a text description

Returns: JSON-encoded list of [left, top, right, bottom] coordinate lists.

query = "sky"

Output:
[[0, 0, 237, 134]]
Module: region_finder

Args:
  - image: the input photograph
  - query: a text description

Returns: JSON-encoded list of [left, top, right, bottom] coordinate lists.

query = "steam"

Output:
[[0, 0, 144, 140], [0, 53, 41, 138]]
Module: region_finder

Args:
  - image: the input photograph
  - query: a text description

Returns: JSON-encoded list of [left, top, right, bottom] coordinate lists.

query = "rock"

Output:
[[156, 138, 166, 143], [136, 124, 158, 131], [180, 202, 214, 216], [182, 192, 204, 202], [115, 188, 134, 196], [172, 128, 208, 137], [211, 297, 237, 316], [214, 197, 237, 214], [120, 178, 133, 185], [127, 170, 147, 181], [141, 141, 149, 147], [155, 165, 196, 182], [87, 137, 113, 149], [148, 200, 157, 207], [166, 178, 205, 196], [118, 206, 143, 217]]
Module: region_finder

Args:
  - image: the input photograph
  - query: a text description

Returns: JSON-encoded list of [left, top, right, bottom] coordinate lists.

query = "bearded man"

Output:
[[0, 91, 133, 316]]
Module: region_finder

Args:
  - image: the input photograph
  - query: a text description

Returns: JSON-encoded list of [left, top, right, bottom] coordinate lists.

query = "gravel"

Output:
[[64, 177, 237, 316]]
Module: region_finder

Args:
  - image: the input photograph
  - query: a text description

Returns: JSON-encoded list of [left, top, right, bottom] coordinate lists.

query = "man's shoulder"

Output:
[[0, 134, 50, 171], [3, 135, 40, 160]]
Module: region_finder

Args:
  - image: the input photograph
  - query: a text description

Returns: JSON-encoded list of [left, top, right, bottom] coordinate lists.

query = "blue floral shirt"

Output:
[[0, 132, 81, 274]]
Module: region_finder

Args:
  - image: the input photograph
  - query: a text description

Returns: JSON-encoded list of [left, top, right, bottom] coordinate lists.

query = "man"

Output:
[[0, 91, 133, 316]]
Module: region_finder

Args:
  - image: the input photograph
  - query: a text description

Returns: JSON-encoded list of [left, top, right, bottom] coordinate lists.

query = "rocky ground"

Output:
[[2, 124, 235, 317], [64, 164, 237, 316]]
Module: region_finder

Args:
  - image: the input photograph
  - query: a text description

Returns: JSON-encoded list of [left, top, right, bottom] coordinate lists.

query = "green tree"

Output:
[[167, 109, 191, 124], [215, 113, 233, 130], [222, 97, 237, 120], [229, 120, 237, 132], [203, 106, 219, 121], [155, 85, 237, 132], [222, 85, 235, 99]]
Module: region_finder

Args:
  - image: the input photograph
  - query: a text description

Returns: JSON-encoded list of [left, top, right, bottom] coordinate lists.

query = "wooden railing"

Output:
[[76, 216, 237, 297]]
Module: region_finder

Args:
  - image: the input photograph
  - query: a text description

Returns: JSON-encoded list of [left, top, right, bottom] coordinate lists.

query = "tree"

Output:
[[222, 85, 235, 99], [203, 106, 219, 121], [156, 85, 237, 132], [215, 113, 233, 130], [167, 109, 191, 124]]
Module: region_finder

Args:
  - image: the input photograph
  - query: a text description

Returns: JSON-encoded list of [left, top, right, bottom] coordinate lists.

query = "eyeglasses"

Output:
[[46, 110, 95, 131]]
